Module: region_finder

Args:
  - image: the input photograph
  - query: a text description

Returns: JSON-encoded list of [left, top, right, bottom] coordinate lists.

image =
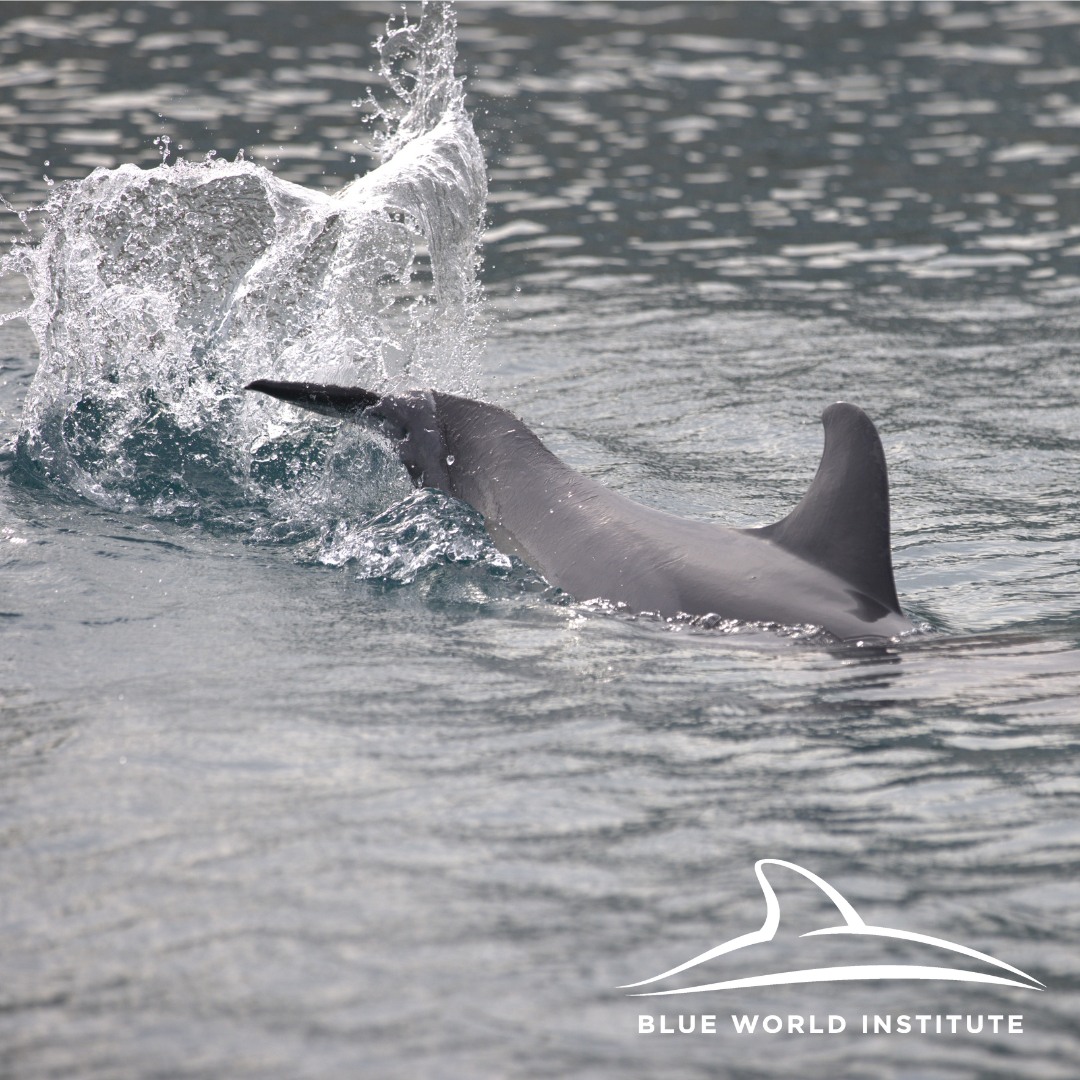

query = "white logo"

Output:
[[620, 859, 1045, 996]]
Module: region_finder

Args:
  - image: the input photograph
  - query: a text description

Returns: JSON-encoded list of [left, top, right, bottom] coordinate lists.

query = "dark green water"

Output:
[[1, 4, 1078, 1078]]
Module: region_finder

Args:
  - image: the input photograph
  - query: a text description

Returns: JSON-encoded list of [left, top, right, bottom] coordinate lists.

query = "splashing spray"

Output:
[[2, 1, 487, 534]]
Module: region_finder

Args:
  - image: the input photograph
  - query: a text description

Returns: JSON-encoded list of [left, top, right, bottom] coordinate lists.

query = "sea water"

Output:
[[1, 3, 1078, 1078]]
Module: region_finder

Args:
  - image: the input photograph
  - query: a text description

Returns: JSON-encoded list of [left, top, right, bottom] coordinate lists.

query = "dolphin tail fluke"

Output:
[[245, 379, 380, 419]]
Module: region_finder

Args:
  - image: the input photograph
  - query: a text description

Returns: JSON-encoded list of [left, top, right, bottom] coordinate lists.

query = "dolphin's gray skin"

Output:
[[246, 379, 912, 641]]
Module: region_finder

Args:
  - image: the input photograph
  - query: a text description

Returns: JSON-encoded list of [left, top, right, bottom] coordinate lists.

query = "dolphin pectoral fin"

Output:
[[754, 402, 903, 618], [245, 379, 380, 419]]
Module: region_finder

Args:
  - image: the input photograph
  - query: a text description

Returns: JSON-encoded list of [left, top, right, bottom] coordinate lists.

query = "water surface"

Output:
[[1, 4, 1079, 1078]]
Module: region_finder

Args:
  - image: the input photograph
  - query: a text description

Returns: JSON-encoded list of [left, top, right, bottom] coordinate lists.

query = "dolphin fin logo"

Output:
[[620, 859, 1045, 996]]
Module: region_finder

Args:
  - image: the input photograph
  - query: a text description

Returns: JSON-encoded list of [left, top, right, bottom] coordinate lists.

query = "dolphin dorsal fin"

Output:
[[755, 403, 902, 614]]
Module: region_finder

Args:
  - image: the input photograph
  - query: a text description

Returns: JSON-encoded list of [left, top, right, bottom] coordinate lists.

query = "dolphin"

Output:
[[245, 380, 912, 642]]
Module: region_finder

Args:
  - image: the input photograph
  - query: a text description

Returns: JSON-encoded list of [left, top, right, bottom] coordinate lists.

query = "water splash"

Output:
[[2, 2, 495, 581]]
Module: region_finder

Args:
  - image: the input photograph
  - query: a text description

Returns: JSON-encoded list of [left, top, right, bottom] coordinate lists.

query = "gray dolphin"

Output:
[[246, 380, 912, 641]]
